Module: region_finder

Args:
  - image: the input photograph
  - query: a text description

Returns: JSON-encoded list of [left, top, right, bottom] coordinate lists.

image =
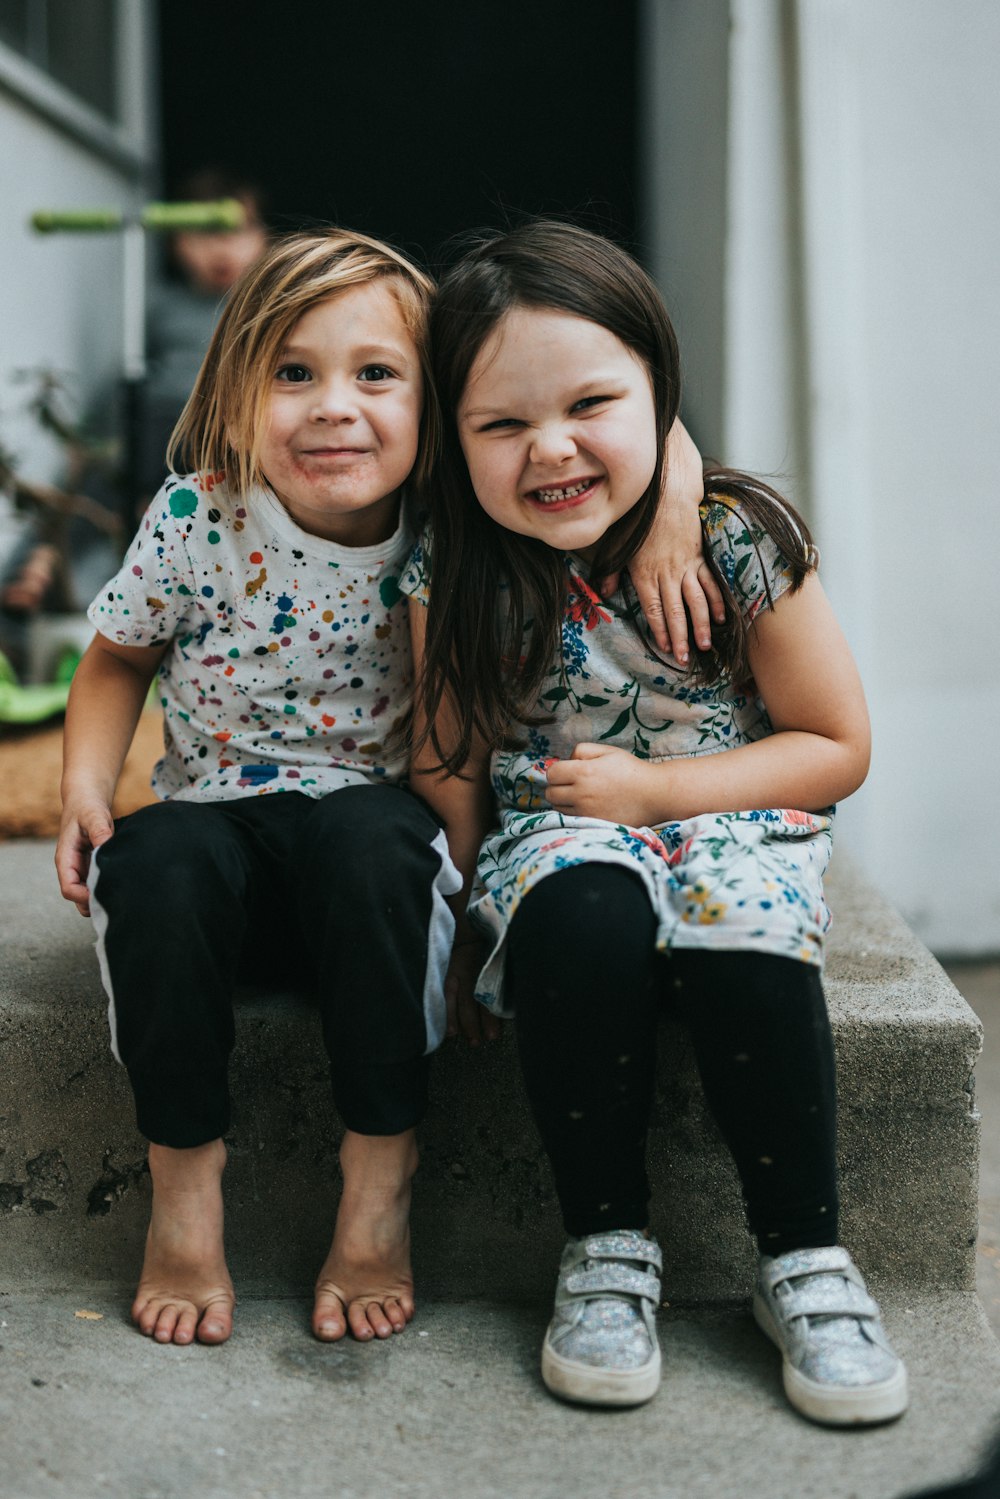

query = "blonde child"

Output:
[[408, 220, 908, 1424], [55, 228, 710, 1349]]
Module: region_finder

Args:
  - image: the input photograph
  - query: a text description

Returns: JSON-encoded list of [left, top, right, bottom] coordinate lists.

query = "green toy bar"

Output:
[[0, 200, 245, 726]]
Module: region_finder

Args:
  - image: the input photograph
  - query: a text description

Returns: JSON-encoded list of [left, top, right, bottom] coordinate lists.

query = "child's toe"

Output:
[[174, 1307, 198, 1344], [312, 1291, 347, 1341], [153, 1304, 180, 1342]]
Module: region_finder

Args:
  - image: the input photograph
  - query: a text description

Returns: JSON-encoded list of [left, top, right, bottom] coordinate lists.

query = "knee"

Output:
[[508, 864, 655, 1005], [93, 803, 241, 913], [299, 786, 440, 886]]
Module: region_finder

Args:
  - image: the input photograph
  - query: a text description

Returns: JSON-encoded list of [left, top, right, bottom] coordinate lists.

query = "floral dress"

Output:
[[403, 501, 833, 1017]]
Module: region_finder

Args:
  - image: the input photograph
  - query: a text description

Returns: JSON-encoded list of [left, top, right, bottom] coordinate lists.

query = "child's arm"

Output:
[[597, 418, 725, 663], [546, 573, 870, 825], [56, 634, 166, 916], [408, 601, 500, 1046]]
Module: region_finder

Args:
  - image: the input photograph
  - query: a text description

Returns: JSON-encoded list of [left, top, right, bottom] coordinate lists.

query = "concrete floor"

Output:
[[944, 961, 1000, 1342]]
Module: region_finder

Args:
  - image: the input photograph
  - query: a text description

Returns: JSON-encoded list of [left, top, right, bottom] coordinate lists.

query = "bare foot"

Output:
[[132, 1138, 236, 1346], [313, 1129, 418, 1343]]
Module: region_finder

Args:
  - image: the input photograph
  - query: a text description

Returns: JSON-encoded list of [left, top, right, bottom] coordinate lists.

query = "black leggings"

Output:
[[506, 864, 839, 1254]]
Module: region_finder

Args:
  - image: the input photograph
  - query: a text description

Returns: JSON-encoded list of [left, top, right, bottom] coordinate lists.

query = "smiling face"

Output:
[[457, 305, 658, 561], [258, 280, 422, 546]]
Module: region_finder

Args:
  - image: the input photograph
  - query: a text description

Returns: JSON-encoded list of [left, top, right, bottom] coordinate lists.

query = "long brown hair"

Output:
[[419, 220, 814, 772]]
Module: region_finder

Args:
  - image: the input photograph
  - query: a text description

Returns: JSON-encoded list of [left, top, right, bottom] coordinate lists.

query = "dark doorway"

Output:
[[159, 1, 639, 269]]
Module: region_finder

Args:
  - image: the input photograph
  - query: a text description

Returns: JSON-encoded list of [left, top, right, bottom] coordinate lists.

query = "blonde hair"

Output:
[[168, 228, 438, 498]]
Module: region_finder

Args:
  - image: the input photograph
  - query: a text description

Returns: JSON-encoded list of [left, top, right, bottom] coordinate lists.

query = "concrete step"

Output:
[[0, 840, 983, 1302], [1, 1286, 999, 1499]]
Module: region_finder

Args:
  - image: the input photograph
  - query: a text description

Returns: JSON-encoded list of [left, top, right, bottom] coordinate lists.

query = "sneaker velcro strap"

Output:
[[582, 1234, 663, 1271], [565, 1266, 661, 1303], [779, 1286, 879, 1322], [761, 1247, 854, 1292]]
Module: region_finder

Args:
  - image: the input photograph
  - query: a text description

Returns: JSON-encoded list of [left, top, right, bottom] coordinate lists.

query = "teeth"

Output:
[[534, 480, 591, 503]]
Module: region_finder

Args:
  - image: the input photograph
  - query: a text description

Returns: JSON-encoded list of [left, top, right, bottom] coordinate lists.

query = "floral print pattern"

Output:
[[402, 501, 833, 1016]]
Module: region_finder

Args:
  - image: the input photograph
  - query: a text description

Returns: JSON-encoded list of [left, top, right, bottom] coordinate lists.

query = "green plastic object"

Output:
[[142, 198, 245, 231], [31, 199, 246, 235], [0, 650, 71, 726], [31, 207, 124, 232]]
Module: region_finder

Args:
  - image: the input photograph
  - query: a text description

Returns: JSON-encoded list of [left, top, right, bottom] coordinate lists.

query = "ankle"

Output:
[[338, 1129, 418, 1193], [148, 1137, 227, 1191]]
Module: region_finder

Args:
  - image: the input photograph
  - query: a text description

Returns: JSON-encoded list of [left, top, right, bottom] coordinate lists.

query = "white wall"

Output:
[[644, 0, 1000, 955], [0, 88, 147, 487], [793, 0, 1000, 955]]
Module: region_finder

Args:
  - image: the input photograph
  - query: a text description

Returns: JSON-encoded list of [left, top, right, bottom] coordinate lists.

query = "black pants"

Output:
[[506, 864, 840, 1253], [89, 786, 456, 1147]]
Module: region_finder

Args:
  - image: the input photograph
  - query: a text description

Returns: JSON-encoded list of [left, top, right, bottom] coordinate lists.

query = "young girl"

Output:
[[408, 220, 908, 1425], [55, 228, 710, 1350]]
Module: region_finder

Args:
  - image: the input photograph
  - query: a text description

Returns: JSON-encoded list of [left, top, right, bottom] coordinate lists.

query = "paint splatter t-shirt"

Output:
[[88, 472, 415, 801]]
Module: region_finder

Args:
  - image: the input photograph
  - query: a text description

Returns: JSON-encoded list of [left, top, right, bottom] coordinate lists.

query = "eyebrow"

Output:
[[277, 341, 413, 364], [462, 376, 627, 421]]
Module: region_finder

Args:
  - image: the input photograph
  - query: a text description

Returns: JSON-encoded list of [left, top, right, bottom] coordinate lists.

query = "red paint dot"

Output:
[[249, 551, 263, 565]]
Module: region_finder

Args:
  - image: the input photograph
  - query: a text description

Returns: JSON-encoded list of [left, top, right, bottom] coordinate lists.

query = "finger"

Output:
[[84, 814, 115, 849], [681, 570, 713, 653], [482, 1010, 502, 1043], [698, 561, 727, 622], [570, 742, 612, 761], [543, 758, 574, 784], [55, 849, 91, 912], [544, 787, 580, 816], [595, 570, 621, 600], [457, 992, 484, 1047], [632, 577, 670, 654], [444, 977, 459, 1038], [662, 593, 692, 665]]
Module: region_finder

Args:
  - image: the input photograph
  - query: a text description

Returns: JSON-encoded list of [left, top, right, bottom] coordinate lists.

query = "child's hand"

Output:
[[55, 799, 115, 917], [545, 743, 661, 827], [596, 419, 725, 662], [445, 940, 501, 1047]]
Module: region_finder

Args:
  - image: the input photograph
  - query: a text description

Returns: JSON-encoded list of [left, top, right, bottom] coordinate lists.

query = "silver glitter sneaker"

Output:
[[754, 1246, 908, 1426], [541, 1231, 662, 1406]]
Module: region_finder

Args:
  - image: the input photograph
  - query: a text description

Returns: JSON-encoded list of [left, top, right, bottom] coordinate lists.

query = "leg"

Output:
[[90, 800, 266, 1344], [508, 864, 664, 1407], [289, 785, 457, 1341], [666, 950, 838, 1252], [508, 864, 660, 1235], [669, 949, 906, 1424]]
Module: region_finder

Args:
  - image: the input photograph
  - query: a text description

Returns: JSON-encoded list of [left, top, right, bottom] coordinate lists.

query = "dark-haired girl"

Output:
[[406, 220, 907, 1423]]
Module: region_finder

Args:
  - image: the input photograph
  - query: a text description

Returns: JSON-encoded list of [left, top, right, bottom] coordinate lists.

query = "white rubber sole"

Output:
[[541, 1334, 661, 1407], [753, 1293, 909, 1426]]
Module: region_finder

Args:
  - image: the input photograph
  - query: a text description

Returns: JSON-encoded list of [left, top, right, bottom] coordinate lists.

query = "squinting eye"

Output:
[[359, 365, 393, 383], [573, 395, 610, 412], [480, 418, 522, 431], [276, 364, 311, 384]]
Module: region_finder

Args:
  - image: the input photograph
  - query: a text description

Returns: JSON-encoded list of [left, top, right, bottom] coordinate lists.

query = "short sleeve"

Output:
[[701, 499, 799, 623], [398, 525, 432, 607], [87, 482, 198, 646]]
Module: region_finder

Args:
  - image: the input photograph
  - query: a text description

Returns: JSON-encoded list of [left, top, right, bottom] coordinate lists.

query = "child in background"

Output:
[[55, 226, 711, 1349], [409, 220, 908, 1424]]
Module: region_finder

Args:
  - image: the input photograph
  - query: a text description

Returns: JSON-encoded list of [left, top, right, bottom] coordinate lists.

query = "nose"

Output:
[[529, 422, 577, 466], [310, 377, 359, 423]]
